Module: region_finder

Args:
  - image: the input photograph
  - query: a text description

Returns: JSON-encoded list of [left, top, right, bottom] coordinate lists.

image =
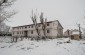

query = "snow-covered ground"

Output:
[[0, 36, 85, 55]]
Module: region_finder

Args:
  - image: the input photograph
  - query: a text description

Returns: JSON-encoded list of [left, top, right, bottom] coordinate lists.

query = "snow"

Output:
[[72, 32, 79, 35], [0, 36, 85, 55]]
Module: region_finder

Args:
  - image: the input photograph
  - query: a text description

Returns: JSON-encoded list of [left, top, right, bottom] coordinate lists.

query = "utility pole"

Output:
[[78, 24, 82, 39], [67, 29, 70, 36]]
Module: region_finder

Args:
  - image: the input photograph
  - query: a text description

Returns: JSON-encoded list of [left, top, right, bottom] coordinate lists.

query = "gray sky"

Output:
[[5, 0, 85, 31]]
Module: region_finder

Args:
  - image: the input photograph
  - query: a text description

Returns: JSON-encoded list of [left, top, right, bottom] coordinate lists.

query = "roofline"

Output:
[[57, 20, 63, 29], [12, 20, 63, 28]]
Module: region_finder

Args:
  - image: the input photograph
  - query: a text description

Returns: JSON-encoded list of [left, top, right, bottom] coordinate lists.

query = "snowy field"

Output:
[[0, 36, 85, 55]]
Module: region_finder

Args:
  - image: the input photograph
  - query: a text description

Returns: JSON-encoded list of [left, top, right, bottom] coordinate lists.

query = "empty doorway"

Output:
[[24, 31, 28, 37]]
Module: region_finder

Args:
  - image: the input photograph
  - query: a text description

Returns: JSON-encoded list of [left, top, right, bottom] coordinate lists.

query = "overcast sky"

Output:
[[5, 0, 85, 31]]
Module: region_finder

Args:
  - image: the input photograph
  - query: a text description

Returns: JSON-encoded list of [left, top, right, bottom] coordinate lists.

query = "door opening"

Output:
[[24, 31, 28, 37]]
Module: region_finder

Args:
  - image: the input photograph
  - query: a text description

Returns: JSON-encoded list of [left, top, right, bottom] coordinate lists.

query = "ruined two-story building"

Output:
[[12, 20, 63, 39]]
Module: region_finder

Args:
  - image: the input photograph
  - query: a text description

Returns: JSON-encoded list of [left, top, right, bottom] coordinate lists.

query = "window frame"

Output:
[[25, 26, 27, 29], [47, 23, 49, 26], [31, 25, 33, 28]]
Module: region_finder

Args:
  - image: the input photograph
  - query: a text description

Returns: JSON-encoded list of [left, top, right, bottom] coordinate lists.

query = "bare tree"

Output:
[[0, 22, 10, 32], [0, 0, 16, 43], [0, 0, 8, 6], [40, 12, 47, 39], [0, 0, 16, 24], [31, 10, 40, 40], [31, 10, 47, 40], [0, 0, 16, 32]]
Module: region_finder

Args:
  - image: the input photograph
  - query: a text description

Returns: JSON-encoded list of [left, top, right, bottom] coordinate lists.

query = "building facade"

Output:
[[64, 29, 72, 37], [12, 20, 63, 39], [64, 29, 80, 40]]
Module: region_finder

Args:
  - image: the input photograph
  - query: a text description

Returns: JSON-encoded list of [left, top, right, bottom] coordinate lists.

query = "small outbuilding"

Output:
[[71, 29, 80, 40]]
